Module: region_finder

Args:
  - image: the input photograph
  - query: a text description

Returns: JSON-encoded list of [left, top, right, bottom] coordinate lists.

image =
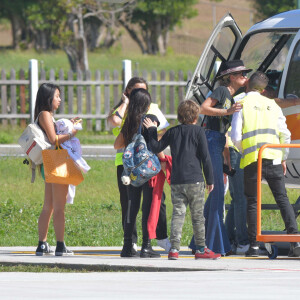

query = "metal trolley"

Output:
[[257, 144, 300, 259]]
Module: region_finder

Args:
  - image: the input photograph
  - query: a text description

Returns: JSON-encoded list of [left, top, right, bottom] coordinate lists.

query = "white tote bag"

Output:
[[18, 114, 52, 165]]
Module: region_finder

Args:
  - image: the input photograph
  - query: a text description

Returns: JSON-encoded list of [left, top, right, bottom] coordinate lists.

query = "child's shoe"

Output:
[[35, 241, 54, 256], [157, 238, 171, 253], [195, 248, 221, 260], [168, 249, 179, 260]]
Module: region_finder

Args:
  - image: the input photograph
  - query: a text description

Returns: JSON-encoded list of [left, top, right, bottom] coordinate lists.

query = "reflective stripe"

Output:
[[242, 128, 279, 140], [242, 143, 271, 158]]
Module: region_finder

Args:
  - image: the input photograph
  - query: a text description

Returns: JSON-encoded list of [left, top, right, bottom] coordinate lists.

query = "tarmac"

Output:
[[1, 246, 300, 272], [1, 246, 300, 299]]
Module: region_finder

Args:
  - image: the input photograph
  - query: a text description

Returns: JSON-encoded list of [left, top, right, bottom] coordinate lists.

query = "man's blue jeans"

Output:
[[189, 130, 231, 254], [225, 147, 249, 246]]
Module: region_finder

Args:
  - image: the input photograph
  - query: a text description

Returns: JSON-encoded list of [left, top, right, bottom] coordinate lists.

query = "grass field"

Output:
[[0, 158, 298, 248], [0, 49, 198, 79], [0, 124, 116, 145]]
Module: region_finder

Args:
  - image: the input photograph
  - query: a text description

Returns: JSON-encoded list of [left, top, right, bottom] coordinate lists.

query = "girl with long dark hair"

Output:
[[114, 88, 165, 257], [34, 83, 78, 256], [107, 77, 171, 256]]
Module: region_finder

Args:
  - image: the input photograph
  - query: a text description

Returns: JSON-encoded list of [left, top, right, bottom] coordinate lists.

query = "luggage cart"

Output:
[[257, 144, 300, 259]]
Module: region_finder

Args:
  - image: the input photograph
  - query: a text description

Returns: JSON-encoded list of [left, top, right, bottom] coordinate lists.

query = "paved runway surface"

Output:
[[1, 247, 300, 299]]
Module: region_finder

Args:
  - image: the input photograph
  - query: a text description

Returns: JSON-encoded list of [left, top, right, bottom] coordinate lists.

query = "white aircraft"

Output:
[[185, 10, 300, 188]]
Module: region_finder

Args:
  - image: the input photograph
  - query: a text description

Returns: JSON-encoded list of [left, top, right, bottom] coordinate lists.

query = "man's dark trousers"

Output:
[[244, 159, 298, 246]]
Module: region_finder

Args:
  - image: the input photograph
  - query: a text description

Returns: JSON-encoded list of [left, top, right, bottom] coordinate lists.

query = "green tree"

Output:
[[120, 0, 198, 55], [252, 0, 296, 19], [0, 0, 35, 49]]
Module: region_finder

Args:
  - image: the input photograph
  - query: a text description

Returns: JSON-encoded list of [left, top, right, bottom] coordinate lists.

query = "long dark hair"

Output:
[[34, 83, 60, 120], [113, 77, 148, 110], [121, 88, 151, 146]]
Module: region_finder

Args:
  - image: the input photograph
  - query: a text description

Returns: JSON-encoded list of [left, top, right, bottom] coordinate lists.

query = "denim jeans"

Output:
[[244, 159, 298, 246], [190, 130, 231, 254], [225, 147, 249, 246]]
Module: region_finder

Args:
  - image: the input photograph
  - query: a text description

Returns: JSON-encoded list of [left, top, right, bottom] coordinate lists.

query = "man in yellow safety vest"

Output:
[[231, 71, 300, 257]]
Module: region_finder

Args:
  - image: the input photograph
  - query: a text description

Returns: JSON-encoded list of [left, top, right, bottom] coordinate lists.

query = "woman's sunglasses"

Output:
[[233, 71, 248, 78]]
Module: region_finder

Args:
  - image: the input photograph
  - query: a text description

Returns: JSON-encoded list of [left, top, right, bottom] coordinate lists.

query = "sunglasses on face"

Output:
[[234, 71, 248, 78]]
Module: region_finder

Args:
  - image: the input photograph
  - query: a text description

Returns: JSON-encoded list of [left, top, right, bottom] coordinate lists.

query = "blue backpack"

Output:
[[122, 121, 161, 187]]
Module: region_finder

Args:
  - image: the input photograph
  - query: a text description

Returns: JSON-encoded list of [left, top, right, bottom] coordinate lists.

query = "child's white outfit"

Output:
[[55, 119, 91, 203]]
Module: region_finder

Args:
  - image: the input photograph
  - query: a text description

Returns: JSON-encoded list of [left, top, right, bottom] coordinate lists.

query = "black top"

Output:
[[142, 114, 160, 145], [204, 86, 234, 133], [147, 124, 214, 185]]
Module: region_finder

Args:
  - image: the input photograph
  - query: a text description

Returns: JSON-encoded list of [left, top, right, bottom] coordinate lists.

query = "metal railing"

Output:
[[257, 143, 300, 243]]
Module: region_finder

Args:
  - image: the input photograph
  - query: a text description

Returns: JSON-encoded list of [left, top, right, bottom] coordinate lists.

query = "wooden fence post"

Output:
[[160, 70, 166, 113], [67, 70, 73, 114], [151, 70, 157, 103], [1, 69, 7, 126], [86, 70, 92, 131], [10, 68, 17, 126], [77, 70, 83, 114], [169, 70, 175, 117], [113, 70, 119, 106], [178, 70, 184, 103], [95, 70, 101, 131], [104, 70, 110, 131], [19, 69, 26, 127], [59, 69, 65, 114]]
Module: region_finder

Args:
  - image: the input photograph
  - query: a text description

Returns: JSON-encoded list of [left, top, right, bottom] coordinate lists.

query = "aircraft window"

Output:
[[238, 32, 294, 73], [201, 27, 236, 86], [213, 27, 236, 59], [284, 41, 300, 98]]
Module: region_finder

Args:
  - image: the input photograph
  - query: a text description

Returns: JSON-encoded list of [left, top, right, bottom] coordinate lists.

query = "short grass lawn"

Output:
[[0, 158, 299, 247]]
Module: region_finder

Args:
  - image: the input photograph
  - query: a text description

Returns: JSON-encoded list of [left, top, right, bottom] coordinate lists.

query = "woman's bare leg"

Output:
[[38, 182, 54, 241], [52, 183, 68, 242]]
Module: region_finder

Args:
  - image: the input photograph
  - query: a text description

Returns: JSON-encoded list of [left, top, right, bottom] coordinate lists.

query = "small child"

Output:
[[143, 100, 220, 260]]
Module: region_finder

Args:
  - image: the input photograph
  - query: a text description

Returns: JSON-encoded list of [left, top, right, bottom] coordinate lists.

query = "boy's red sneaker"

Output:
[[168, 249, 179, 260], [195, 248, 221, 260]]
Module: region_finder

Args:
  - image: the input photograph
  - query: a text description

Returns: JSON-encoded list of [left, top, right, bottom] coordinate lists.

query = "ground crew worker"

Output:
[[231, 71, 300, 257]]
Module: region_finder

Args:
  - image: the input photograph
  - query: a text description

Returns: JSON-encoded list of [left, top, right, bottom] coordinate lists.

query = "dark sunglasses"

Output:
[[233, 71, 248, 77]]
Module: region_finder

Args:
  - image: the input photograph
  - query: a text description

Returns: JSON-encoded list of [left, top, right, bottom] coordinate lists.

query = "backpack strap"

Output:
[[34, 111, 43, 124]]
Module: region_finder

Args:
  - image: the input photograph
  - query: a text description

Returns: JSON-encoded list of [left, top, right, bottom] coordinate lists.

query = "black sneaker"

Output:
[[245, 246, 259, 257], [55, 242, 74, 256], [36, 242, 54, 256]]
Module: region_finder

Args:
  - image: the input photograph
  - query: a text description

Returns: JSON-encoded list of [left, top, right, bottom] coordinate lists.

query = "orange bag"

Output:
[[42, 136, 84, 186]]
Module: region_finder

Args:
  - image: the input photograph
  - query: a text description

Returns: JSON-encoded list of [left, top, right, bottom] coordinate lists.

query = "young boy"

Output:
[[143, 100, 220, 260]]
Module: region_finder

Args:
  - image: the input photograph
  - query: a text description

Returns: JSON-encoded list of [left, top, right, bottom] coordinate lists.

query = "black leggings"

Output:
[[117, 165, 137, 243], [117, 165, 168, 245]]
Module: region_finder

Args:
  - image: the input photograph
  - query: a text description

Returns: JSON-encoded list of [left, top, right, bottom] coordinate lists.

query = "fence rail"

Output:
[[0, 66, 192, 131]]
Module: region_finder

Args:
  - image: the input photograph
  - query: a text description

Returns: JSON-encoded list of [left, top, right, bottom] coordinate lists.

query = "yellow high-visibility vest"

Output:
[[240, 93, 282, 169]]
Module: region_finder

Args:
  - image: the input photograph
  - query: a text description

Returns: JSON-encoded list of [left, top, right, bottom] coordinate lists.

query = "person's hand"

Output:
[[282, 160, 287, 175], [227, 103, 242, 115], [143, 117, 157, 128], [70, 117, 81, 124], [206, 184, 214, 193], [121, 93, 129, 105]]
